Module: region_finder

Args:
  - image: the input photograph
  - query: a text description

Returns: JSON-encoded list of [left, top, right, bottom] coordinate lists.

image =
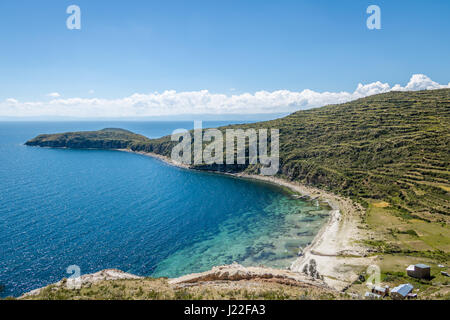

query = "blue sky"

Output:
[[0, 0, 449, 118]]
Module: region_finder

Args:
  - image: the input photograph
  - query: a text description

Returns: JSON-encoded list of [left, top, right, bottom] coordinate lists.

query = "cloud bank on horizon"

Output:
[[1, 74, 449, 118]]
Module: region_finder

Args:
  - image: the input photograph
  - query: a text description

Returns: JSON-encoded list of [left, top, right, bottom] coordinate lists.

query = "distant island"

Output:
[[24, 89, 450, 299]]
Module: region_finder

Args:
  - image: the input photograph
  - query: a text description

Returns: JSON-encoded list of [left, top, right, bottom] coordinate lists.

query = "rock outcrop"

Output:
[[169, 263, 329, 289], [21, 269, 142, 298]]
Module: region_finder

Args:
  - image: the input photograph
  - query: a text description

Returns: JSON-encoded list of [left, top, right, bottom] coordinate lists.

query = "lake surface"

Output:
[[0, 121, 330, 297]]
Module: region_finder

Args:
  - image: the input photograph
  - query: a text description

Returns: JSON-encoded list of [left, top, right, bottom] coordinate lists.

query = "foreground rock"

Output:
[[169, 263, 328, 288], [20, 265, 348, 300], [21, 269, 142, 298]]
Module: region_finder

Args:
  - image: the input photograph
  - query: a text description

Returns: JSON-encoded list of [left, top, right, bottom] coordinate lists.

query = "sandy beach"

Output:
[[117, 149, 374, 291], [236, 175, 374, 290]]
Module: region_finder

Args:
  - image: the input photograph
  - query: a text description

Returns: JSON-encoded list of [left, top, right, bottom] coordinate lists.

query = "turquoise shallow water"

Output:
[[0, 122, 330, 297]]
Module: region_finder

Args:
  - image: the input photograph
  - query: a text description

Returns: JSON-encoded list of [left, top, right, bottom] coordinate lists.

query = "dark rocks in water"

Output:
[[253, 250, 277, 262], [284, 240, 301, 251], [292, 194, 310, 201], [301, 217, 317, 222], [297, 231, 314, 237]]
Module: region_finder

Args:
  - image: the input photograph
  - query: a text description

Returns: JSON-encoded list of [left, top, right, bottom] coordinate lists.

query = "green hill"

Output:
[[26, 89, 450, 219], [25, 128, 149, 149]]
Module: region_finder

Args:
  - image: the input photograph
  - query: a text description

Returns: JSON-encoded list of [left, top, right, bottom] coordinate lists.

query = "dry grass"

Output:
[[20, 278, 347, 300], [366, 201, 450, 253], [373, 201, 390, 208]]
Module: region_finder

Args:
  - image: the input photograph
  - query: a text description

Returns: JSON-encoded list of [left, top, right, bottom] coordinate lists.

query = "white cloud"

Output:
[[6, 98, 19, 104], [392, 74, 450, 91], [1, 74, 448, 118], [46, 92, 61, 98]]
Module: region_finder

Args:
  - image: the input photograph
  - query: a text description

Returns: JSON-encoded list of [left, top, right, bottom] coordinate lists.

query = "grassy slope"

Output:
[[276, 90, 449, 218], [125, 90, 450, 218], [18, 278, 345, 300]]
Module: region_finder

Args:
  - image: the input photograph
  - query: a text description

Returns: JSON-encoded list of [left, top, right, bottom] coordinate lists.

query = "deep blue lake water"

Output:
[[0, 121, 329, 297]]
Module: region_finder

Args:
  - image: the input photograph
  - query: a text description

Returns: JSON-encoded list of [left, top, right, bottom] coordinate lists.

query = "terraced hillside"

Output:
[[265, 89, 450, 219], [138, 89, 450, 220], [27, 89, 450, 220]]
